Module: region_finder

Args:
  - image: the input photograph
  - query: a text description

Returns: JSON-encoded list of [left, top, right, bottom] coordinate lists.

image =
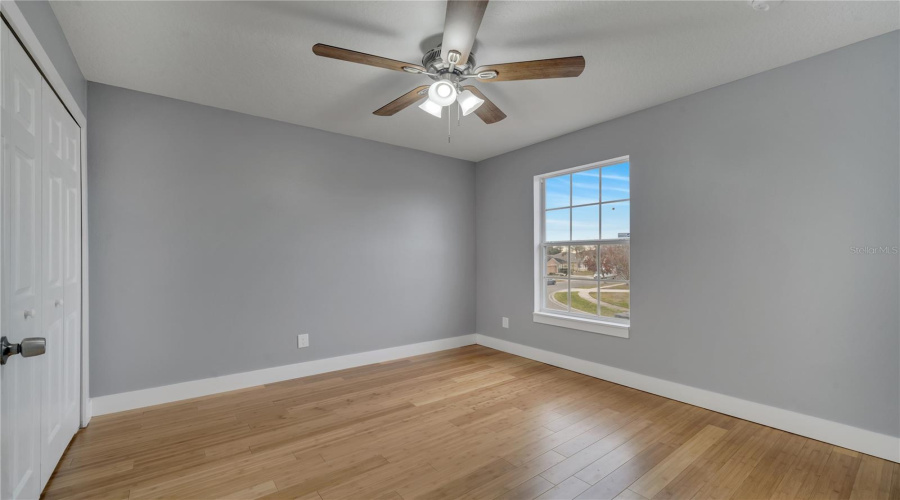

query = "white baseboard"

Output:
[[81, 399, 93, 428], [475, 334, 899, 463], [91, 334, 476, 416]]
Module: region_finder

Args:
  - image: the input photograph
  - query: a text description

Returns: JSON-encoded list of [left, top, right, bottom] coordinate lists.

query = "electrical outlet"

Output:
[[297, 334, 309, 348], [502, 317, 509, 329]]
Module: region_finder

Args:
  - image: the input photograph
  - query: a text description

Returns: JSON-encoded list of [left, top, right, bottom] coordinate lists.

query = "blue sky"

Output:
[[545, 162, 630, 241], [601, 162, 630, 202]]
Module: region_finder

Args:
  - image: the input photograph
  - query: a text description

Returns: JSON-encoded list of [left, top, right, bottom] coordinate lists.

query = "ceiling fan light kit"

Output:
[[457, 90, 484, 116], [418, 98, 444, 118], [312, 0, 586, 130], [428, 80, 458, 107]]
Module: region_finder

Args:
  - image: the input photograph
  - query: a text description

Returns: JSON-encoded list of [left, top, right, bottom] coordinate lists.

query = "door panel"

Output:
[[41, 139, 64, 455], [1, 21, 44, 500], [63, 181, 81, 420], [40, 78, 81, 488]]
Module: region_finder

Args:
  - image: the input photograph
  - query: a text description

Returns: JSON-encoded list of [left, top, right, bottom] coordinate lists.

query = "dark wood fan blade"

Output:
[[463, 86, 506, 124], [441, 0, 489, 66], [313, 44, 425, 73], [373, 86, 430, 116], [475, 56, 585, 82]]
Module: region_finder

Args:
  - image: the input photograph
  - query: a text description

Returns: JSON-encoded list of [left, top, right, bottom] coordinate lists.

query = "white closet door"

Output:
[[1, 21, 44, 500], [61, 83, 82, 451], [39, 78, 81, 488]]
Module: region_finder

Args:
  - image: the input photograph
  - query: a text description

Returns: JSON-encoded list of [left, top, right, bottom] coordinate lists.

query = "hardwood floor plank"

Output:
[[574, 404, 707, 486], [647, 420, 761, 500], [427, 423, 554, 472], [493, 475, 555, 500], [628, 424, 728, 498], [218, 480, 279, 499], [372, 491, 402, 500], [575, 443, 678, 500], [769, 439, 835, 500], [890, 463, 900, 500], [680, 426, 782, 500], [318, 461, 433, 499], [503, 409, 621, 466], [613, 489, 649, 500], [41, 346, 894, 500], [551, 405, 654, 458], [535, 476, 592, 500], [413, 457, 517, 499], [126, 450, 308, 498], [849, 454, 895, 500], [730, 433, 807, 499], [808, 447, 863, 500], [462, 451, 566, 500], [394, 455, 511, 499], [264, 455, 390, 499], [294, 492, 324, 500], [541, 419, 655, 484]]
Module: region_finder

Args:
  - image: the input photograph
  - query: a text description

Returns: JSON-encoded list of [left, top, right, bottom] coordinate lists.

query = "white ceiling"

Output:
[[52, 1, 898, 162]]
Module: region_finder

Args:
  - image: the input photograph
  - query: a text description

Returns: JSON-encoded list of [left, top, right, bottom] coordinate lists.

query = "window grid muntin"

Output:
[[540, 159, 630, 324], [543, 160, 630, 244], [541, 242, 629, 321]]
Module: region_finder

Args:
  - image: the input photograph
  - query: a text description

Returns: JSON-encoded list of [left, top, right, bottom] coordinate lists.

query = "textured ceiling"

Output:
[[52, 1, 898, 161]]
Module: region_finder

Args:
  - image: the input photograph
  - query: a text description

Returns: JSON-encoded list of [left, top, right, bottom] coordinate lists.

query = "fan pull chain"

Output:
[[447, 105, 451, 144]]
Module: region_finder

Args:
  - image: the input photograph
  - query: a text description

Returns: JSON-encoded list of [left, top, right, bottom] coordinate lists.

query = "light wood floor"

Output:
[[44, 345, 898, 500]]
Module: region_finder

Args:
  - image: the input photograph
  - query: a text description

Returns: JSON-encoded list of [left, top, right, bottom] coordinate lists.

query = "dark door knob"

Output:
[[0, 336, 46, 365]]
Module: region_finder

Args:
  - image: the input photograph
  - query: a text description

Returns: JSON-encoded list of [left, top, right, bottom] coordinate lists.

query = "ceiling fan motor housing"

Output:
[[423, 45, 476, 85]]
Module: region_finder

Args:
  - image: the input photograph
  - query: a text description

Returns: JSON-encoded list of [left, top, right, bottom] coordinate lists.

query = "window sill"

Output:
[[532, 311, 629, 338]]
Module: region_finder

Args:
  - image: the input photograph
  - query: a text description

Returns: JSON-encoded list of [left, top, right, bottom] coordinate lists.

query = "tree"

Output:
[[600, 245, 629, 280], [583, 254, 597, 273]]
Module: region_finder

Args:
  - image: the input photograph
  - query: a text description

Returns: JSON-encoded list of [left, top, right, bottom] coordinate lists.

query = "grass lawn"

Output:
[[589, 282, 630, 309], [589, 291, 630, 309], [600, 306, 620, 317], [553, 290, 570, 306], [554, 290, 614, 316], [555, 285, 629, 318], [602, 291, 630, 309], [554, 291, 594, 314]]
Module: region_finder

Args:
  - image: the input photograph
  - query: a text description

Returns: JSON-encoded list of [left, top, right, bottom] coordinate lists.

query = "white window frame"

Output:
[[533, 155, 630, 338]]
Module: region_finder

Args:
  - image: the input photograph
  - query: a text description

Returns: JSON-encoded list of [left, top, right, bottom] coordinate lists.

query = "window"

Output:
[[533, 156, 630, 337]]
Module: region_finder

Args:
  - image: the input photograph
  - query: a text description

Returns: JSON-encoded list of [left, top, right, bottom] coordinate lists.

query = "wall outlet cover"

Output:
[[298, 334, 309, 348], [502, 317, 509, 328]]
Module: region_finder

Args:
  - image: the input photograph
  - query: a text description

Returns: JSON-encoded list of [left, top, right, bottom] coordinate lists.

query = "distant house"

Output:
[[546, 254, 567, 275], [548, 249, 597, 275]]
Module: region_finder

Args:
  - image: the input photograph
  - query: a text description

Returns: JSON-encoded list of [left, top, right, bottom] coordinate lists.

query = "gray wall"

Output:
[[475, 31, 900, 437], [12, 0, 87, 116], [88, 83, 475, 397]]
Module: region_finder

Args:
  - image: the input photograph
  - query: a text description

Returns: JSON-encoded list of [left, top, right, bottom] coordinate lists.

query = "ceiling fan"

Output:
[[312, 0, 585, 125]]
